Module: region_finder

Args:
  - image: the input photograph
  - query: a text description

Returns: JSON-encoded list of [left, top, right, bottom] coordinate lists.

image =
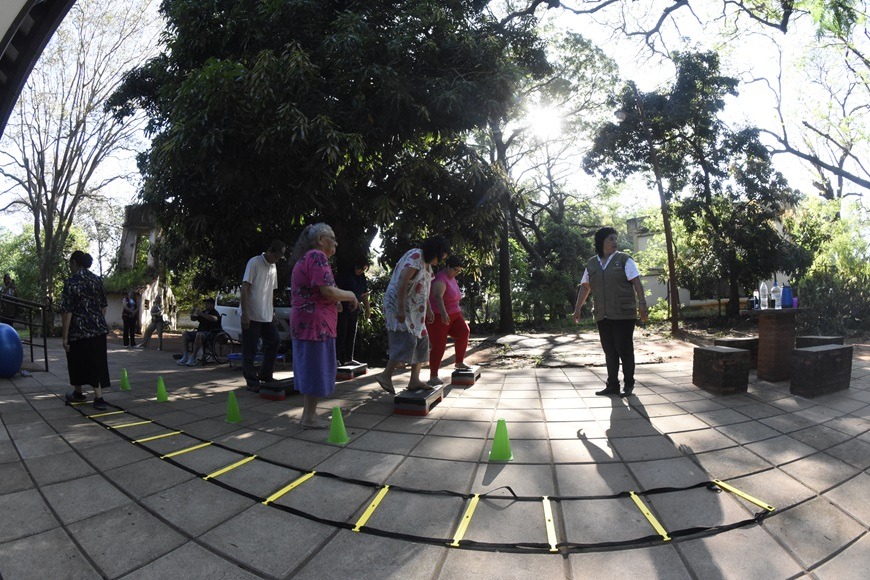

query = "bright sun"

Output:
[[525, 105, 563, 140]]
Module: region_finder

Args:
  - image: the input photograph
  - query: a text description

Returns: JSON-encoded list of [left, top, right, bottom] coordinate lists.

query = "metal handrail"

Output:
[[0, 293, 49, 372]]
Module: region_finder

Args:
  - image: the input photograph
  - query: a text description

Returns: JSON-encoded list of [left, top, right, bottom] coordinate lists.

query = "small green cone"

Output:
[[226, 391, 242, 423], [120, 369, 131, 391], [489, 418, 512, 461], [156, 376, 168, 402], [327, 406, 349, 445]]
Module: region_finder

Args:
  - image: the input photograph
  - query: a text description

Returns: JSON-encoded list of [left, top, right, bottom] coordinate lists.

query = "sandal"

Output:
[[375, 375, 395, 395]]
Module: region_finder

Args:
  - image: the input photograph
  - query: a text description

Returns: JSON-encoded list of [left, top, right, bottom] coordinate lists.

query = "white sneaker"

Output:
[[186, 358, 197, 367], [177, 355, 188, 365]]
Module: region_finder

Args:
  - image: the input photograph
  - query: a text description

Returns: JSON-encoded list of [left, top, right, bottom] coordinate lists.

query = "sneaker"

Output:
[[246, 381, 261, 393], [186, 358, 197, 366], [93, 398, 107, 411], [427, 377, 443, 387], [595, 387, 620, 396], [65, 391, 87, 404], [177, 355, 189, 365]]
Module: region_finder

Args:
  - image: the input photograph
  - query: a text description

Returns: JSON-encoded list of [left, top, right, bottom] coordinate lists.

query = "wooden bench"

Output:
[[713, 337, 759, 369], [692, 346, 750, 395], [791, 345, 852, 398], [795, 336, 845, 348]]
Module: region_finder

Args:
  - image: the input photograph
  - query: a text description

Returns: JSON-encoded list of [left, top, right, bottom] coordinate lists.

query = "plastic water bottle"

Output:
[[771, 282, 782, 310], [752, 290, 760, 310], [781, 284, 793, 308], [759, 282, 768, 310]]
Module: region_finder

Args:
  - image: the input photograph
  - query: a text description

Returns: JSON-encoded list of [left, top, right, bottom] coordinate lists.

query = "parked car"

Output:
[[215, 288, 292, 345]]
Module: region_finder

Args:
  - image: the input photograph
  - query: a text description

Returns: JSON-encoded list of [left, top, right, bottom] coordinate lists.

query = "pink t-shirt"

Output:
[[429, 270, 462, 316], [290, 249, 338, 342]]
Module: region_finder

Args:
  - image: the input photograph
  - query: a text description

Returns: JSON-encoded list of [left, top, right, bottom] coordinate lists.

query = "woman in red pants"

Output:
[[426, 255, 470, 386]]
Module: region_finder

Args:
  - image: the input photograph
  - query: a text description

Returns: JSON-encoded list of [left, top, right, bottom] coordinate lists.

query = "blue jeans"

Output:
[[242, 320, 280, 384]]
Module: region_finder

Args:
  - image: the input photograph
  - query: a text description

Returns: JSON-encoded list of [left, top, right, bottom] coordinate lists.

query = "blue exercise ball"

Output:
[[0, 323, 23, 378]]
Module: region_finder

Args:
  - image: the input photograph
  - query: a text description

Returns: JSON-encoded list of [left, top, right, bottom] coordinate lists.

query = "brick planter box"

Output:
[[791, 345, 852, 398], [713, 337, 759, 369], [795, 335, 845, 348], [693, 346, 750, 395]]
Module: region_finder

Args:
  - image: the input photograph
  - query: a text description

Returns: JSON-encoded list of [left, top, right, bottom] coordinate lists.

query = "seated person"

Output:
[[177, 297, 221, 366]]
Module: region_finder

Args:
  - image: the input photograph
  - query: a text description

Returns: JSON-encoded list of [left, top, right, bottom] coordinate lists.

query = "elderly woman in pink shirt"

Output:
[[425, 255, 471, 386], [289, 223, 359, 428]]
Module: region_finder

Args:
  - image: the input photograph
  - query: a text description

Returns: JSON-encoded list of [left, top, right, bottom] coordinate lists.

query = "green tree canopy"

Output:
[[109, 0, 550, 287]]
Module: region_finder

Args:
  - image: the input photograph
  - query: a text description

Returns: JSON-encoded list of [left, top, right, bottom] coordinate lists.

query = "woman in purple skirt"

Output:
[[289, 223, 359, 428]]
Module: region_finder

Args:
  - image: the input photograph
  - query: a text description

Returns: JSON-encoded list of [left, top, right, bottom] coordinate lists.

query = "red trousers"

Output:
[[426, 312, 470, 378]]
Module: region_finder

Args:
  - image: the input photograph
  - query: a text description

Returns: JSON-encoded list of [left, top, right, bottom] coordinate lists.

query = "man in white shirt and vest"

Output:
[[241, 239, 286, 391]]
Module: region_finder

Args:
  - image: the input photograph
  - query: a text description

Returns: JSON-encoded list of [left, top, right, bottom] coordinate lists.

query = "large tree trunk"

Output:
[[498, 216, 514, 333]]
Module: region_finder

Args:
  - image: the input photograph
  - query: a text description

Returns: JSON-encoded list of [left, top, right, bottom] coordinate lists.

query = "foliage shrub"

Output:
[[795, 269, 870, 337]]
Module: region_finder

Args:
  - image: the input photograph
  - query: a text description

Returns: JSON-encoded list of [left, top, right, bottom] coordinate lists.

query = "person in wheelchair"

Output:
[[177, 297, 221, 366]]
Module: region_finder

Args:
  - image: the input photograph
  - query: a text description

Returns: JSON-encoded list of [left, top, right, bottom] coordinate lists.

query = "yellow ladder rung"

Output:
[[160, 441, 211, 459], [353, 486, 390, 532], [90, 410, 125, 418], [134, 431, 183, 444], [713, 480, 776, 512], [204, 456, 257, 480], [450, 494, 480, 547], [111, 420, 153, 429], [542, 496, 559, 553], [630, 492, 671, 542], [263, 472, 317, 505]]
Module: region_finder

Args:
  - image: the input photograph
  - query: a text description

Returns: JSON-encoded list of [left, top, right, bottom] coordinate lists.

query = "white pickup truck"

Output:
[[215, 288, 292, 344]]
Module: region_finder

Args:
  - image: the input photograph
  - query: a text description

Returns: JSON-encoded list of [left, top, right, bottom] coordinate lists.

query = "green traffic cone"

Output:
[[156, 376, 168, 402], [120, 369, 131, 391], [327, 406, 349, 445], [226, 391, 242, 423], [489, 418, 512, 461]]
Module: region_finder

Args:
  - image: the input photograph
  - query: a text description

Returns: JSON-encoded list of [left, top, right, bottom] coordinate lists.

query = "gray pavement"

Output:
[[0, 335, 868, 579]]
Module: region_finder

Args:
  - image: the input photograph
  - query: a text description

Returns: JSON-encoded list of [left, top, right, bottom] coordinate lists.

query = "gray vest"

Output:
[[586, 251, 637, 322]]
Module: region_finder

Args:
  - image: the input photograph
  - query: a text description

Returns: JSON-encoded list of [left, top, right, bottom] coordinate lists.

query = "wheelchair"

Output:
[[200, 328, 232, 365]]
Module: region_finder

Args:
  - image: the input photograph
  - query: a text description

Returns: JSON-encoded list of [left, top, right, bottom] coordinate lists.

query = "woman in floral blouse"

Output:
[[61, 251, 110, 411], [289, 223, 359, 429], [376, 236, 449, 394]]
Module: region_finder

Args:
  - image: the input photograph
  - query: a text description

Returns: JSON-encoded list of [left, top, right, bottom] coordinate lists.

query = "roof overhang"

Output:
[[0, 0, 77, 140]]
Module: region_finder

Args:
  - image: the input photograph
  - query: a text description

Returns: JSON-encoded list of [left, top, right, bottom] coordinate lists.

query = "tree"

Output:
[[77, 196, 125, 278], [109, 0, 550, 290], [0, 0, 158, 307], [587, 52, 801, 318]]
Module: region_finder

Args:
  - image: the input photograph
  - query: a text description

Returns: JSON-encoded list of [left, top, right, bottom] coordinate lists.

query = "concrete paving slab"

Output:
[[120, 541, 261, 580], [294, 529, 445, 580], [680, 525, 803, 578], [67, 503, 187, 578], [609, 435, 684, 462], [823, 472, 870, 525], [12, 433, 72, 459], [627, 457, 709, 489], [813, 533, 870, 580], [24, 449, 95, 486], [601, 418, 663, 438], [691, 446, 773, 479], [200, 503, 334, 578], [555, 462, 636, 496], [824, 437, 870, 469], [257, 437, 340, 471], [473, 463, 556, 497], [104, 456, 195, 499], [428, 419, 490, 438], [0, 488, 59, 543], [0, 440, 18, 464], [387, 456, 476, 492], [561, 496, 654, 544], [727, 468, 815, 511], [0, 461, 32, 494], [410, 434, 485, 462], [347, 430, 423, 455], [551, 437, 619, 463], [568, 544, 691, 579], [141, 477, 257, 536], [273, 474, 374, 523], [41, 473, 132, 525], [213, 457, 301, 499], [779, 452, 860, 493], [170, 445, 249, 476], [213, 428, 284, 454], [761, 498, 866, 568], [313, 448, 404, 484], [0, 527, 98, 579], [789, 424, 854, 450], [745, 434, 818, 465], [363, 489, 464, 540]]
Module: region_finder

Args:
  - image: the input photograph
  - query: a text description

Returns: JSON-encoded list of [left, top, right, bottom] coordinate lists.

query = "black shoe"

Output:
[[93, 398, 108, 411], [246, 381, 261, 393], [621, 384, 635, 397], [595, 387, 620, 396], [65, 391, 87, 404]]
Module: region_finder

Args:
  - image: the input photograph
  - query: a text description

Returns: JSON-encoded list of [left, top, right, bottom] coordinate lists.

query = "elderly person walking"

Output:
[[137, 295, 165, 350], [573, 227, 649, 397], [426, 255, 471, 386], [61, 251, 111, 411], [375, 236, 450, 394], [289, 223, 359, 428]]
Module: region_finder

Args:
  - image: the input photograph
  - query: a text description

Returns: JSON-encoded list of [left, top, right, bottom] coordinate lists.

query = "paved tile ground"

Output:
[[1, 335, 868, 579]]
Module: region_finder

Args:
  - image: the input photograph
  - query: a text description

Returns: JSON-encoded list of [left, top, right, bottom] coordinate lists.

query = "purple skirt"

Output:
[[292, 339, 337, 397]]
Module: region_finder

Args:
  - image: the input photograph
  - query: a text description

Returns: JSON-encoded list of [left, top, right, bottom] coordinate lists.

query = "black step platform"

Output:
[[337, 361, 367, 381], [394, 385, 446, 416], [451, 365, 481, 386]]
